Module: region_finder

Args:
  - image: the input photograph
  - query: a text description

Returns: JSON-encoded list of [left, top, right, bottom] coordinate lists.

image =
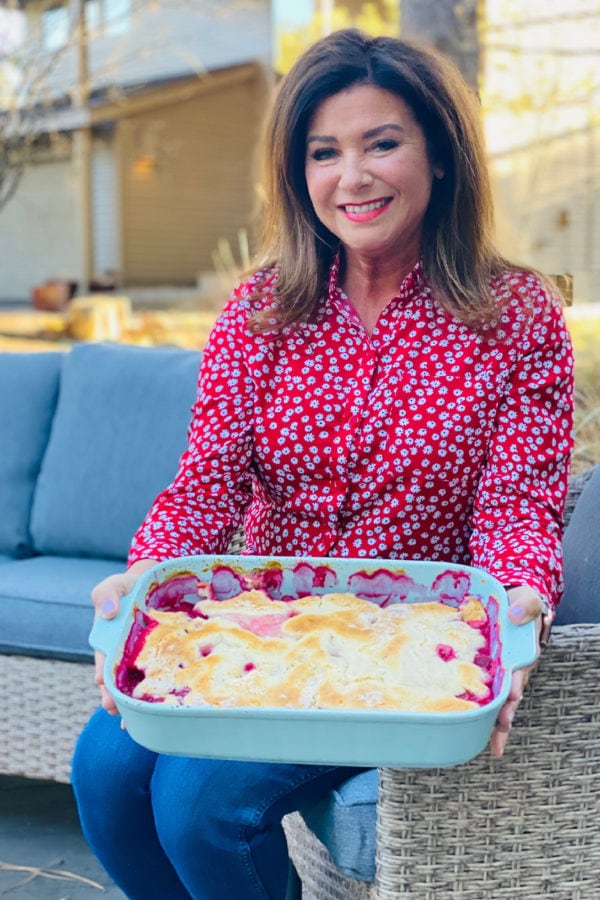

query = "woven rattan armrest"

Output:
[[284, 622, 600, 899]]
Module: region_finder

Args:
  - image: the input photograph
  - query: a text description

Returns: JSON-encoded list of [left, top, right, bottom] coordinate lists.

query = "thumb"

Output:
[[91, 573, 135, 620], [506, 585, 544, 625], [91, 559, 158, 620]]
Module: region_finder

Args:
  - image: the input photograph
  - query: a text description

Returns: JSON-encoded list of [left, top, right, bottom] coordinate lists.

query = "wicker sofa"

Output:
[[1, 341, 599, 899], [0, 341, 202, 782]]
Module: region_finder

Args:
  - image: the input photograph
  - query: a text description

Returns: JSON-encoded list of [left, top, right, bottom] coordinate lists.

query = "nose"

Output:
[[338, 154, 373, 192]]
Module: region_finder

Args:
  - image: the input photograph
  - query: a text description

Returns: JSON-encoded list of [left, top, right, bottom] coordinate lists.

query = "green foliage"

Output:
[[274, 1, 399, 75]]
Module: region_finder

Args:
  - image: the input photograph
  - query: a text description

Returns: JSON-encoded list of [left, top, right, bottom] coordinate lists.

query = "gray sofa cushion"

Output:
[[556, 464, 600, 625], [0, 352, 62, 557], [30, 342, 201, 561], [301, 768, 378, 881], [0, 555, 122, 661]]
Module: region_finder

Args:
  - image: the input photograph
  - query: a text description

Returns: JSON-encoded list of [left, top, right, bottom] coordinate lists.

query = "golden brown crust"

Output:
[[128, 590, 491, 711]]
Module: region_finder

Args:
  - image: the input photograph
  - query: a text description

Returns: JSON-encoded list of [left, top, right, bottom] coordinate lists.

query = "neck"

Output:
[[340, 251, 419, 334]]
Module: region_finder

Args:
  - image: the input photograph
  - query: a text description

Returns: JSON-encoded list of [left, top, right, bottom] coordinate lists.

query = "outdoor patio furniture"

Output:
[[1, 339, 598, 898]]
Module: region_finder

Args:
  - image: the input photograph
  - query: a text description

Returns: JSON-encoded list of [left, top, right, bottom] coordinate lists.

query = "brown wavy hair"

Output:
[[251, 28, 516, 331]]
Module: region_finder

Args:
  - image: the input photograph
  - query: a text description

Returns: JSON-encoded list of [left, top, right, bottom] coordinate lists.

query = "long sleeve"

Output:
[[468, 291, 574, 609], [128, 299, 255, 565]]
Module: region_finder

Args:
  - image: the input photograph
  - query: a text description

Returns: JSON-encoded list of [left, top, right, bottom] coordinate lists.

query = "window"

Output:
[[104, 0, 131, 35], [42, 3, 69, 52], [85, 0, 101, 32], [85, 0, 131, 37], [0, 7, 26, 56]]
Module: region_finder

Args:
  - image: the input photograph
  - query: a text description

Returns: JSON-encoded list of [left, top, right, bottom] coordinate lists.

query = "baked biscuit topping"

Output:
[[117, 589, 496, 711]]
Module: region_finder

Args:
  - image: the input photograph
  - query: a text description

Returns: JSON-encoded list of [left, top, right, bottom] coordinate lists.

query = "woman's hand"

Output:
[[490, 585, 544, 758], [91, 558, 159, 715]]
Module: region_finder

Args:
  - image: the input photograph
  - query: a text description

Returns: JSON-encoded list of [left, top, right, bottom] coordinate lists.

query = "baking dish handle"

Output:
[[89, 588, 136, 655], [501, 617, 538, 671]]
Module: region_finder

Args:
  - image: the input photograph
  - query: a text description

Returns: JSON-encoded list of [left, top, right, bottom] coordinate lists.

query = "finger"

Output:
[[491, 694, 521, 756], [100, 684, 118, 713], [498, 668, 528, 721], [492, 670, 528, 756], [506, 587, 543, 625], [94, 652, 117, 712], [91, 589, 119, 619], [496, 697, 520, 732], [91, 572, 134, 619], [94, 653, 105, 687], [100, 686, 111, 708], [490, 724, 509, 758], [91, 583, 123, 619], [496, 693, 519, 730], [507, 668, 527, 702], [91, 560, 157, 620], [98, 596, 120, 619]]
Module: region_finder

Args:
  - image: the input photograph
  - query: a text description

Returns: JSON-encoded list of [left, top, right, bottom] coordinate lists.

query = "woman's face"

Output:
[[305, 84, 442, 267]]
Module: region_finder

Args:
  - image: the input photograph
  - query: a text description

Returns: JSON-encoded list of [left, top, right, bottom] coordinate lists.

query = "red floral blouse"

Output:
[[129, 260, 574, 610]]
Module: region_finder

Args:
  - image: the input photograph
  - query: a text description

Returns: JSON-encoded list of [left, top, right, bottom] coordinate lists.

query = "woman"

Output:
[[72, 29, 574, 900]]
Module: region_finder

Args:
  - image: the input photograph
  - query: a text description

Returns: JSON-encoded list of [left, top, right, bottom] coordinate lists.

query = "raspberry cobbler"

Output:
[[116, 581, 499, 712]]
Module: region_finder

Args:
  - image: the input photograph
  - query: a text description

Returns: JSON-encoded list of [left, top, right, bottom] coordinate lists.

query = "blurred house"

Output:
[[482, 1, 600, 306], [3, 1, 597, 307], [0, 0, 271, 302]]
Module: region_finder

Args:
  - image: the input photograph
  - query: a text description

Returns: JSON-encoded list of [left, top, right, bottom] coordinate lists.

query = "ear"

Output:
[[432, 164, 445, 180]]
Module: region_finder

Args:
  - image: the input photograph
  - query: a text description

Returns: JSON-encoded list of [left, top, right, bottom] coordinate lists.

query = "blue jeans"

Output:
[[72, 708, 364, 900]]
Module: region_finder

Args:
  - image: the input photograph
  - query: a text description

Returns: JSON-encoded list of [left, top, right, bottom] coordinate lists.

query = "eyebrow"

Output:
[[306, 123, 405, 144]]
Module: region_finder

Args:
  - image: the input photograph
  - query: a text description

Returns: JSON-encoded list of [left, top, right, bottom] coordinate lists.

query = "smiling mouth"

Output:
[[339, 197, 392, 223], [341, 198, 390, 214]]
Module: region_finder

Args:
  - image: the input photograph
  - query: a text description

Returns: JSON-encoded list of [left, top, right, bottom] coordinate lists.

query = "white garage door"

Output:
[[0, 155, 82, 303]]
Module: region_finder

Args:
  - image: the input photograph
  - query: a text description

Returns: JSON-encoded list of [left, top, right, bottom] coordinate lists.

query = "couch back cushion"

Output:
[[0, 352, 62, 557], [30, 341, 201, 561], [556, 464, 600, 625], [0, 352, 63, 557]]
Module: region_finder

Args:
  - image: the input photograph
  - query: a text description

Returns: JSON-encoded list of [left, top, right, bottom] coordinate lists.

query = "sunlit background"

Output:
[[0, 0, 598, 306], [0, 0, 598, 464]]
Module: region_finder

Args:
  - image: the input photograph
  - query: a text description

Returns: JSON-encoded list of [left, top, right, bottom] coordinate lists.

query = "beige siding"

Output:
[[482, 1, 600, 304], [490, 125, 600, 304], [119, 67, 268, 285]]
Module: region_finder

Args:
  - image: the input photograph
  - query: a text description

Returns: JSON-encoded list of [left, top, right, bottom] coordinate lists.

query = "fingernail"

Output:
[[510, 604, 525, 620], [101, 598, 116, 616]]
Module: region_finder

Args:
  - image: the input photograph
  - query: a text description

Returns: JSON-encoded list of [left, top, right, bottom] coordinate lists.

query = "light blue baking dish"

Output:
[[90, 555, 537, 768]]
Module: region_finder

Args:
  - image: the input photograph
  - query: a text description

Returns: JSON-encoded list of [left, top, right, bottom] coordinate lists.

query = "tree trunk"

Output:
[[401, 0, 481, 91]]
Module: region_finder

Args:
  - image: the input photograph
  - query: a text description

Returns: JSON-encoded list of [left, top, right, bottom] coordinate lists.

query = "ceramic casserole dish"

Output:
[[90, 555, 537, 768]]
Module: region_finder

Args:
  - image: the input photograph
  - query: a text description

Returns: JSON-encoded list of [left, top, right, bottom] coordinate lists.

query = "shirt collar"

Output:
[[326, 252, 425, 310]]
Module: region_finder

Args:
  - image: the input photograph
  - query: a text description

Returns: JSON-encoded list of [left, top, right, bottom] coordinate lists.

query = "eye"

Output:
[[370, 139, 399, 153], [308, 147, 338, 162]]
